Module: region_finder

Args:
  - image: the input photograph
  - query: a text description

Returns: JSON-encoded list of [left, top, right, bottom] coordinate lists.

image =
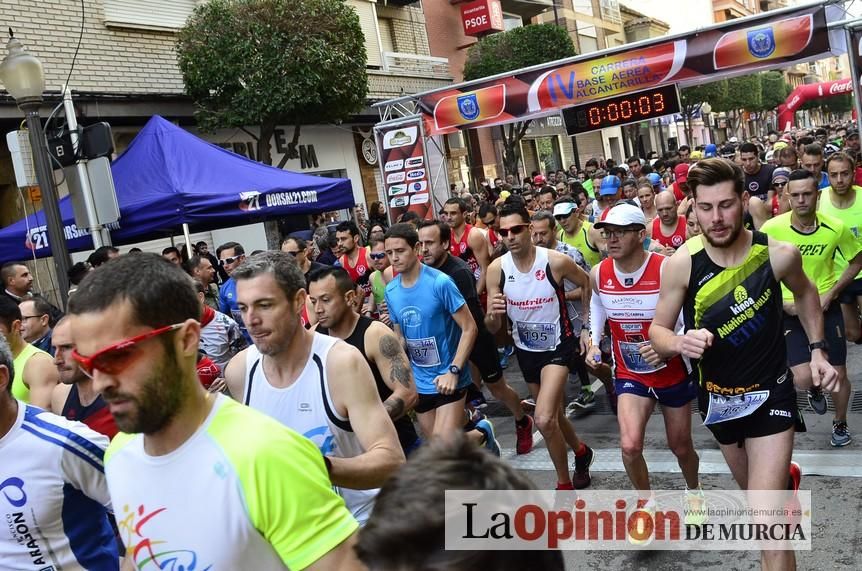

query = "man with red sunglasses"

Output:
[[0, 335, 119, 569], [485, 201, 595, 490], [68, 254, 363, 569]]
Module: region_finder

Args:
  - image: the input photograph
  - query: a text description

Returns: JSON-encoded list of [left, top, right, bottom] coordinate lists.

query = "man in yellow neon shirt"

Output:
[[762, 169, 862, 447]]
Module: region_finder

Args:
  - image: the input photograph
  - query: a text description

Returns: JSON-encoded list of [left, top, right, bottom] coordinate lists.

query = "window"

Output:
[[503, 12, 522, 31], [378, 18, 394, 54], [102, 0, 197, 31], [346, 0, 382, 67]]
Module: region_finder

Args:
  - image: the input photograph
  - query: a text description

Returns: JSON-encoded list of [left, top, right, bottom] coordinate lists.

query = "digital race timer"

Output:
[[561, 84, 682, 135]]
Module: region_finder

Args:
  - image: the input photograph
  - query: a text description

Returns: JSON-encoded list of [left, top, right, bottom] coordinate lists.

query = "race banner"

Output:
[[415, 3, 831, 135], [374, 116, 433, 224]]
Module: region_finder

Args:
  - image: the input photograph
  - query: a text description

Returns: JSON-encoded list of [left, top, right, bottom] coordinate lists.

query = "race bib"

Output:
[[618, 340, 666, 374], [406, 337, 441, 367], [517, 322, 557, 351], [703, 390, 770, 425]]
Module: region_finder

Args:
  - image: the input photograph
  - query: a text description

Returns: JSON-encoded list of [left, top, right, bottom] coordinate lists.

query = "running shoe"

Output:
[[469, 393, 488, 410], [515, 415, 534, 455], [683, 486, 707, 526], [787, 461, 801, 493], [571, 387, 596, 410], [498, 347, 510, 369], [555, 481, 575, 491], [831, 421, 852, 447], [807, 387, 827, 415], [475, 419, 501, 457], [627, 498, 656, 546], [572, 445, 595, 489], [520, 397, 536, 414]]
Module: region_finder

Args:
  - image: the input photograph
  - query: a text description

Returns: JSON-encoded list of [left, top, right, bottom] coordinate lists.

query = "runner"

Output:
[[383, 223, 478, 440], [50, 317, 118, 438], [554, 197, 602, 269], [308, 266, 421, 456], [0, 336, 119, 569], [0, 296, 58, 410], [417, 220, 534, 454], [819, 151, 862, 343], [365, 237, 391, 323], [225, 252, 404, 525], [650, 158, 838, 571], [587, 202, 702, 527], [485, 202, 596, 490], [761, 169, 861, 447], [282, 236, 327, 282], [443, 198, 492, 295], [800, 143, 830, 189], [336, 221, 373, 307], [69, 253, 361, 569], [194, 279, 248, 371], [652, 191, 687, 254], [217, 241, 251, 343]]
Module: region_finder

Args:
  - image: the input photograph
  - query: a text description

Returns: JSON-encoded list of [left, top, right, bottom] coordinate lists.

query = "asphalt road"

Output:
[[477, 343, 862, 569]]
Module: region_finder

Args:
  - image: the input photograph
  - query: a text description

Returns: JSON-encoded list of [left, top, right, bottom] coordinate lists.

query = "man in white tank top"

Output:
[[485, 201, 596, 490], [225, 252, 404, 525]]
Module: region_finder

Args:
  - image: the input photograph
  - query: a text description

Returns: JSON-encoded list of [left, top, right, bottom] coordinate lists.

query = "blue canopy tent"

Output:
[[0, 115, 354, 263]]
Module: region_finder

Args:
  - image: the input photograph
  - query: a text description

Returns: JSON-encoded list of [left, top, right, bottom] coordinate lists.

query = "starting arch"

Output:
[[777, 77, 854, 131]]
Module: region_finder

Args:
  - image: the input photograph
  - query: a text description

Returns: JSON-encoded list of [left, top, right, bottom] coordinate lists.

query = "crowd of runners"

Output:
[[1, 123, 860, 569]]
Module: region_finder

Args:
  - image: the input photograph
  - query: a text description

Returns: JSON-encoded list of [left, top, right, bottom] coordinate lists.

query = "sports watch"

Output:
[[808, 340, 828, 352], [449, 364, 462, 375]]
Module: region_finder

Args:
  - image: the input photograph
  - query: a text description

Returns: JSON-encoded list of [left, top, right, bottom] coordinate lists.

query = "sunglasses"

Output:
[[774, 181, 787, 187], [284, 250, 303, 257], [498, 224, 529, 238], [554, 212, 574, 221], [369, 252, 387, 261], [72, 324, 183, 378], [219, 256, 241, 266]]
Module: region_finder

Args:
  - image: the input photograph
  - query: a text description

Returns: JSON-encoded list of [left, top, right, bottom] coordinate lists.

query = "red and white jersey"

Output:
[[449, 224, 481, 280], [340, 247, 372, 296], [597, 252, 688, 387], [651, 216, 687, 249], [488, 228, 500, 250]]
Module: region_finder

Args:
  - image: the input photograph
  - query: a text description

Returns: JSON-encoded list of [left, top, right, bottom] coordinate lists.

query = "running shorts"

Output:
[[838, 276, 862, 305], [784, 302, 846, 367], [515, 338, 576, 384], [614, 377, 696, 408], [414, 388, 468, 414], [469, 328, 504, 383]]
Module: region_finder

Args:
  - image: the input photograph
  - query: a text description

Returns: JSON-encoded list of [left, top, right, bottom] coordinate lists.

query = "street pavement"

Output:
[[478, 344, 862, 569]]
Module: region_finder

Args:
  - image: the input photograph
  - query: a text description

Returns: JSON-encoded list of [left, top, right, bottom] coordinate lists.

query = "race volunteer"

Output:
[[588, 203, 702, 526], [650, 158, 837, 571], [761, 169, 861, 447], [485, 201, 595, 490], [384, 223, 478, 440]]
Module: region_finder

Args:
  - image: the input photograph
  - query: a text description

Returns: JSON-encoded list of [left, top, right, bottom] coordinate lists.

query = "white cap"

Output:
[[593, 202, 647, 229], [552, 202, 577, 217], [729, 136, 739, 143]]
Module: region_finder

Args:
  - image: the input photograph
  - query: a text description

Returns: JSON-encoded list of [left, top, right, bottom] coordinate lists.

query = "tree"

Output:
[[680, 80, 728, 146], [463, 24, 577, 178], [176, 0, 368, 246], [758, 72, 791, 132], [720, 75, 762, 136]]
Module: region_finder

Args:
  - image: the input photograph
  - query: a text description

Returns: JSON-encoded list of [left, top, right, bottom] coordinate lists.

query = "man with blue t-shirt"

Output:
[[0, 335, 119, 570], [384, 223, 478, 440], [217, 241, 251, 343]]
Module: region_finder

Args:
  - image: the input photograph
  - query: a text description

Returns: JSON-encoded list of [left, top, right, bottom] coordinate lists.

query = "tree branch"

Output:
[[239, 127, 259, 141]]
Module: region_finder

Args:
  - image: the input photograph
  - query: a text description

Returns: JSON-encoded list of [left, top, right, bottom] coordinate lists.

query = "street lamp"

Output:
[[1, 32, 71, 306], [701, 102, 714, 145]]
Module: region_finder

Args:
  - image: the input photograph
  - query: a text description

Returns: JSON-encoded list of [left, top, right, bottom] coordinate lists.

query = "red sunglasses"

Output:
[[72, 324, 183, 378]]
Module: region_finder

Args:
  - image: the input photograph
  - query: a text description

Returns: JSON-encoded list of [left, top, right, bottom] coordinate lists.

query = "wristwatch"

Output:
[[808, 340, 828, 352], [449, 364, 462, 375]]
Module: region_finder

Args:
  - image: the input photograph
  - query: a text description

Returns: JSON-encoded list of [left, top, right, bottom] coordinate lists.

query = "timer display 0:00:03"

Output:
[[586, 93, 666, 126]]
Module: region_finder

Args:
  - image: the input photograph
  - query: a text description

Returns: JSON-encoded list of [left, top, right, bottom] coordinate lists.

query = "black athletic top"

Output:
[[318, 316, 419, 451], [683, 231, 787, 393]]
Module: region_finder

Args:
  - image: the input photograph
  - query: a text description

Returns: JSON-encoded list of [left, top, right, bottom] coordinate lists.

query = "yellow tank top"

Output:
[[559, 221, 601, 269], [12, 343, 45, 403]]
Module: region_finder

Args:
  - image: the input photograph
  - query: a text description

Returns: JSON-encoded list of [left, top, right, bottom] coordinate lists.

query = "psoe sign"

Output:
[[460, 0, 504, 37]]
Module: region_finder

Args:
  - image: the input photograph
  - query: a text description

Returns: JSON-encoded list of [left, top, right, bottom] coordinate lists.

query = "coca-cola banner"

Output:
[[777, 78, 854, 131], [374, 116, 433, 224], [414, 3, 831, 135]]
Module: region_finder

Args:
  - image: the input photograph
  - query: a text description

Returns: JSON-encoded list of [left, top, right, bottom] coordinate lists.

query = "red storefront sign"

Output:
[[460, 0, 504, 37]]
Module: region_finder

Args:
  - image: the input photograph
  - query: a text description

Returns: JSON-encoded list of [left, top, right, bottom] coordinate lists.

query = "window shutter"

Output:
[[102, 0, 197, 30], [346, 0, 381, 67]]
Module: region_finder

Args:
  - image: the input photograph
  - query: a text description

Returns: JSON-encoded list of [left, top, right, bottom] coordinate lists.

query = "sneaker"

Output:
[[555, 481, 575, 491], [498, 347, 511, 370], [466, 406, 485, 426], [572, 445, 595, 489], [807, 387, 827, 415], [627, 498, 656, 546], [571, 387, 596, 410], [520, 398, 536, 414], [684, 487, 708, 526], [515, 415, 534, 455], [469, 393, 488, 410], [831, 421, 852, 447], [474, 419, 501, 457], [787, 461, 801, 493]]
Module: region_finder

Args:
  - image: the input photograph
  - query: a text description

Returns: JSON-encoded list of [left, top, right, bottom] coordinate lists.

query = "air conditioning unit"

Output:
[[6, 130, 38, 188]]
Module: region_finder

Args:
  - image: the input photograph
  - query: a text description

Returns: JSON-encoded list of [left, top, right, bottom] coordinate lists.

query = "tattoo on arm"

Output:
[[383, 396, 406, 420], [380, 334, 413, 389]]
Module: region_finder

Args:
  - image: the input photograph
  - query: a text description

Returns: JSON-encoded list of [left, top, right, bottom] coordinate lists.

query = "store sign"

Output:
[[460, 0, 504, 37]]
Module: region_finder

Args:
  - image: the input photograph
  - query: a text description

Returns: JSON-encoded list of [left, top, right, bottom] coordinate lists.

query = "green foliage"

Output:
[[463, 24, 577, 81], [176, 0, 367, 150], [681, 80, 728, 111], [722, 75, 762, 112], [759, 71, 789, 111], [824, 94, 853, 113]]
